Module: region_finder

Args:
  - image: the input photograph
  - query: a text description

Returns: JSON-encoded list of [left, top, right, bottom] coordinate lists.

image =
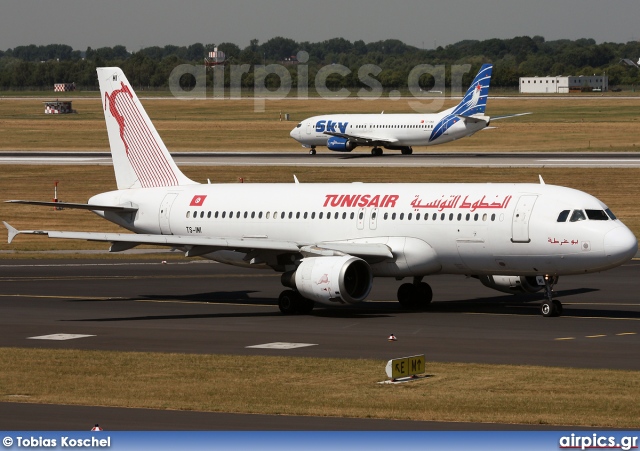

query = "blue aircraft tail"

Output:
[[451, 64, 493, 116]]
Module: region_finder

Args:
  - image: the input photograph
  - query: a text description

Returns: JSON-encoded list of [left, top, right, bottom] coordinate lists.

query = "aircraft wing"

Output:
[[3, 222, 394, 261], [490, 112, 532, 121], [5, 200, 138, 213], [323, 131, 398, 146]]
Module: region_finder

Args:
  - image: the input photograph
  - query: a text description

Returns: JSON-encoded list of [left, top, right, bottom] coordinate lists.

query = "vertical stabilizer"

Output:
[[451, 64, 493, 116], [97, 67, 196, 190]]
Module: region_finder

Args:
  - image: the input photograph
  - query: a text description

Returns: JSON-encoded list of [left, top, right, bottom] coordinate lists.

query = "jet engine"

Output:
[[281, 256, 372, 305], [478, 275, 544, 295], [326, 136, 357, 152]]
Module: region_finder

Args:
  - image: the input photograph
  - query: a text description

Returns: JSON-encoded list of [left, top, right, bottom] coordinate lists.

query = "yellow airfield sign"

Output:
[[385, 354, 425, 379]]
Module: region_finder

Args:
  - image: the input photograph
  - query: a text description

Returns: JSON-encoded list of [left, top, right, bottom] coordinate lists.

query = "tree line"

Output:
[[1, 36, 639, 90]]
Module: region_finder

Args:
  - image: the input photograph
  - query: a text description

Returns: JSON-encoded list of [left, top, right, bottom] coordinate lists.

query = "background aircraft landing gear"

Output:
[[371, 147, 383, 156], [397, 278, 432, 310], [309, 147, 316, 155], [540, 276, 562, 317], [401, 147, 413, 155], [278, 290, 314, 315]]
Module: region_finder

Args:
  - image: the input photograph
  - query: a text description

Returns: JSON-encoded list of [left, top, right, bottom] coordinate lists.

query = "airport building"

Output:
[[519, 75, 608, 93]]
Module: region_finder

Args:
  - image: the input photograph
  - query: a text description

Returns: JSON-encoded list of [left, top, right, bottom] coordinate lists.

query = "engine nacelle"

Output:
[[479, 275, 544, 295], [327, 136, 357, 152], [282, 256, 372, 305]]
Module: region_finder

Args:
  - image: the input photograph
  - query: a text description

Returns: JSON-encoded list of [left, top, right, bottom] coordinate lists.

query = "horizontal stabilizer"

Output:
[[5, 200, 138, 213], [491, 112, 532, 121]]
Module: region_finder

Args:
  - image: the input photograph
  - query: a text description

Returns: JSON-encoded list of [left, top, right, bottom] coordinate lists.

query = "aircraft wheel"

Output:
[[309, 148, 316, 155], [278, 290, 299, 315], [541, 300, 560, 317], [401, 147, 413, 155], [552, 299, 563, 316], [417, 282, 433, 304], [297, 296, 315, 315], [397, 283, 418, 309], [371, 147, 383, 156]]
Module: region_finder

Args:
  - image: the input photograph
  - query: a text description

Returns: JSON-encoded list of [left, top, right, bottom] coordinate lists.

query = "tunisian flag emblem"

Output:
[[189, 195, 207, 206]]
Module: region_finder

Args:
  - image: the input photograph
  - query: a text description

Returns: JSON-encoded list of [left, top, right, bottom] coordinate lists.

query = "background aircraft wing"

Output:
[[323, 131, 398, 145]]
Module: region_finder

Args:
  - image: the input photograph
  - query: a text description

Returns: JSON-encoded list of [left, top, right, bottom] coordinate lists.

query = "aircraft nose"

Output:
[[603, 226, 637, 264], [290, 127, 299, 139]]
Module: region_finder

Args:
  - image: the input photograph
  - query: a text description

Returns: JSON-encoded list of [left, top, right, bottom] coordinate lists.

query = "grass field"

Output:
[[2, 348, 640, 428], [1, 97, 639, 152]]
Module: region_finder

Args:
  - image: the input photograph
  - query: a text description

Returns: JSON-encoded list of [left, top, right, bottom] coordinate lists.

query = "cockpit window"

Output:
[[557, 210, 570, 222], [586, 210, 609, 221], [296, 123, 302, 128], [605, 208, 617, 220], [569, 210, 586, 222]]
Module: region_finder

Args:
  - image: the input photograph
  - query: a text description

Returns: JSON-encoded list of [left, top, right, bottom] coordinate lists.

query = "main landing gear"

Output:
[[397, 277, 433, 310], [309, 146, 316, 155], [371, 147, 383, 156], [278, 290, 315, 315], [540, 275, 563, 317]]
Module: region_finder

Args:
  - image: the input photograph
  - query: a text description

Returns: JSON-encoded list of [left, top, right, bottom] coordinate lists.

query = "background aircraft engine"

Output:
[[326, 136, 357, 152], [284, 256, 373, 305], [479, 275, 543, 294]]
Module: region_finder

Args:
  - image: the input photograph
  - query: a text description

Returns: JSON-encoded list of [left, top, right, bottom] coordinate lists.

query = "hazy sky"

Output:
[[2, 0, 640, 52]]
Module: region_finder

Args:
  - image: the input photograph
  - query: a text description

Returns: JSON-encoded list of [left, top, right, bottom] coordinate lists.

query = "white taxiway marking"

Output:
[[246, 342, 318, 349], [28, 334, 96, 341]]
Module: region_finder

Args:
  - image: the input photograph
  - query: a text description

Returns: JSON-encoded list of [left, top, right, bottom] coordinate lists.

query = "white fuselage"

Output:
[[90, 182, 637, 278], [290, 112, 489, 149]]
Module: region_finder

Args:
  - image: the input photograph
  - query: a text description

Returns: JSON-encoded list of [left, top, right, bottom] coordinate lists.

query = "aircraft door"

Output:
[[369, 207, 378, 230], [306, 122, 313, 135], [511, 195, 538, 243], [159, 193, 179, 235], [357, 207, 366, 230]]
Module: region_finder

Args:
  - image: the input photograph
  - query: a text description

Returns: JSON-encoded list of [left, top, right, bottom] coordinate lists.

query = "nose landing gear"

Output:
[[540, 275, 562, 317]]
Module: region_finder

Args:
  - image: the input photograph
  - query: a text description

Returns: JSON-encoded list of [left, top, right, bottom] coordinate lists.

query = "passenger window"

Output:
[[416, 213, 420, 220], [384, 212, 388, 220], [440, 213, 445, 221], [311, 212, 315, 219], [222, 211, 226, 219], [342, 212, 347, 219], [482, 213, 487, 221], [557, 210, 570, 222], [457, 213, 462, 221], [392, 213, 396, 220], [200, 211, 204, 218], [296, 212, 300, 219], [491, 214, 495, 221], [350, 212, 355, 219], [570, 210, 586, 222], [449, 213, 453, 221], [586, 210, 609, 221], [304, 212, 308, 219], [288, 212, 293, 219], [215, 211, 219, 219], [400, 213, 404, 220], [432, 213, 437, 221], [186, 211, 190, 218], [466, 213, 470, 221], [319, 212, 323, 219], [474, 213, 479, 221], [258, 212, 263, 219], [407, 213, 412, 220], [244, 212, 248, 219], [251, 212, 255, 219], [266, 212, 271, 219]]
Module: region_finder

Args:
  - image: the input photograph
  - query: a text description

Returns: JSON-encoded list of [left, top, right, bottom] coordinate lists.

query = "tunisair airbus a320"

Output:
[[4, 67, 637, 317]]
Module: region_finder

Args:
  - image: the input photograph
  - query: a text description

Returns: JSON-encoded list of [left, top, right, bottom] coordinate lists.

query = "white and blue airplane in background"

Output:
[[290, 64, 529, 155], [4, 67, 636, 318]]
